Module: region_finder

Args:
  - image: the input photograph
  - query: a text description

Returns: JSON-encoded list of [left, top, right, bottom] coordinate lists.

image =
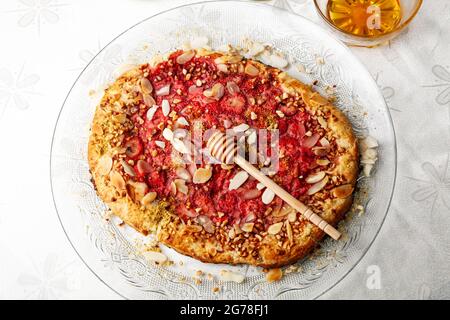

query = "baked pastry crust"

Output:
[[88, 49, 358, 268]]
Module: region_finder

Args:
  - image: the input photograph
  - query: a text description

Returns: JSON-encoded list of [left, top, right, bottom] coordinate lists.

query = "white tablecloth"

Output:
[[0, 0, 448, 299]]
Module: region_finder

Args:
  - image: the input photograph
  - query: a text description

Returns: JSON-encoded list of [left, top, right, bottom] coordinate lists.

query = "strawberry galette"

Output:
[[88, 48, 358, 268]]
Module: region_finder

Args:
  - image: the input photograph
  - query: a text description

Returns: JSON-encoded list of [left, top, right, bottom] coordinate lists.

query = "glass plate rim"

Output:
[[49, 0, 398, 300]]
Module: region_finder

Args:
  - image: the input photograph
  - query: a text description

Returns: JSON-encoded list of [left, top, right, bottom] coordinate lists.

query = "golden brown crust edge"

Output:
[[88, 52, 359, 268]]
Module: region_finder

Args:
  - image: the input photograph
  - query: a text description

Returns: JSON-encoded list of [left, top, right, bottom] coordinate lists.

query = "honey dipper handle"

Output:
[[234, 155, 341, 240]]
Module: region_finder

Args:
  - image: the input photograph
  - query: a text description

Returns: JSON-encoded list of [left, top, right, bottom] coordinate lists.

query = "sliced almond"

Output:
[[262, 188, 275, 204], [307, 175, 329, 195], [120, 159, 136, 177], [161, 99, 170, 116], [266, 268, 283, 283], [317, 116, 328, 129], [197, 215, 215, 233], [176, 117, 189, 126], [146, 105, 158, 121], [176, 50, 195, 64], [219, 270, 245, 283], [233, 123, 249, 132], [140, 78, 153, 94], [174, 179, 188, 194], [226, 81, 240, 95], [287, 211, 297, 223], [268, 222, 283, 235], [302, 133, 320, 148], [110, 171, 126, 191], [275, 110, 284, 118], [243, 212, 256, 223], [217, 63, 228, 73], [144, 251, 167, 264], [305, 171, 326, 184], [273, 205, 294, 217], [244, 63, 259, 76], [228, 228, 236, 239], [214, 55, 242, 64], [96, 154, 112, 176], [172, 138, 190, 154], [317, 159, 330, 166], [256, 182, 265, 190], [250, 112, 257, 120], [170, 181, 177, 195], [241, 222, 254, 233], [312, 146, 329, 156], [332, 184, 354, 198], [176, 167, 191, 181], [155, 140, 165, 148], [229, 171, 249, 190], [143, 94, 156, 107], [156, 84, 171, 96], [320, 137, 330, 148], [128, 181, 148, 201], [162, 128, 174, 141], [285, 220, 293, 242], [185, 224, 203, 233], [141, 191, 157, 206], [270, 54, 288, 69], [203, 83, 224, 100], [212, 83, 225, 100], [193, 167, 212, 184]]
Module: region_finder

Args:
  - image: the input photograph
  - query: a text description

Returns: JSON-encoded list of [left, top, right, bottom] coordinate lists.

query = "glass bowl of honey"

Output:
[[313, 0, 423, 47]]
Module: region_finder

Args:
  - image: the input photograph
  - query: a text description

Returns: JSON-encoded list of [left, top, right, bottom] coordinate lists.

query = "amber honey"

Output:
[[326, 0, 402, 37]]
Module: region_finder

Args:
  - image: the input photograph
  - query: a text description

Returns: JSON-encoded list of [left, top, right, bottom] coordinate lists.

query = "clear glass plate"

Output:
[[50, 0, 396, 299]]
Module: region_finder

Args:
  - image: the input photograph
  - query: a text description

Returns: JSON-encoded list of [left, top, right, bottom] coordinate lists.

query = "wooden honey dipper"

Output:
[[206, 131, 341, 240]]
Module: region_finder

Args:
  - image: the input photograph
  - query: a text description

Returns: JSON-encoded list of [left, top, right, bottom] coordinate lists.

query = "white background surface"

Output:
[[0, 0, 449, 299]]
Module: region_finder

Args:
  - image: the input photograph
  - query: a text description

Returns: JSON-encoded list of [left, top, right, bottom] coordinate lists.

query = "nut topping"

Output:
[[307, 175, 329, 195], [141, 191, 157, 206], [241, 222, 254, 233], [110, 171, 126, 191], [176, 167, 191, 181], [176, 50, 195, 64], [161, 99, 170, 116], [140, 78, 153, 94], [143, 94, 156, 107], [266, 268, 283, 283], [146, 104, 158, 120], [226, 81, 240, 95], [229, 171, 249, 190], [332, 184, 354, 198], [197, 215, 215, 233], [305, 171, 326, 184], [96, 154, 112, 176], [262, 188, 275, 204], [144, 251, 167, 264], [268, 222, 283, 235], [155, 84, 171, 96], [120, 159, 136, 177], [193, 166, 212, 184], [174, 179, 188, 195], [244, 63, 259, 76]]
